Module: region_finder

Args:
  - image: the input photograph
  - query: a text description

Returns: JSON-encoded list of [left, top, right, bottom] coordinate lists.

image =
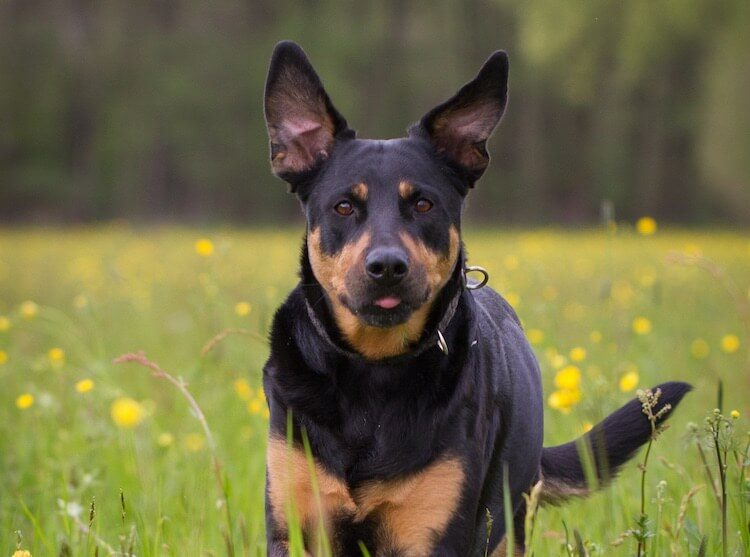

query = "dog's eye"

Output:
[[414, 198, 433, 213], [334, 201, 354, 216]]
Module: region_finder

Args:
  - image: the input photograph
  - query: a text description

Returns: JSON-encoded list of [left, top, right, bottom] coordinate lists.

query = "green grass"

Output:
[[0, 226, 748, 556]]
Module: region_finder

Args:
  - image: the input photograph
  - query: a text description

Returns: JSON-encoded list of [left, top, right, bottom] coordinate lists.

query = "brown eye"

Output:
[[334, 201, 354, 216], [414, 198, 433, 213]]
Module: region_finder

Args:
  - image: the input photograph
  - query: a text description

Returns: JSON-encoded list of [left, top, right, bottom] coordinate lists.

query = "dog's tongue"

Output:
[[374, 296, 401, 309]]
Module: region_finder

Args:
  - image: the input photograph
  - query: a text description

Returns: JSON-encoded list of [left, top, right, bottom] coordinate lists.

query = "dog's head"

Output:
[[264, 41, 508, 358]]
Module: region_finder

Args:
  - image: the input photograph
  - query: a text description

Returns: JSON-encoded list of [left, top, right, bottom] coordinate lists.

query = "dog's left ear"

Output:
[[264, 40, 353, 188], [412, 51, 508, 187]]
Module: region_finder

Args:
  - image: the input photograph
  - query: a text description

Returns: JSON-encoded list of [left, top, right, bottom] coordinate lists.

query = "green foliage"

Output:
[[0, 226, 748, 555], [1, 2, 749, 224]]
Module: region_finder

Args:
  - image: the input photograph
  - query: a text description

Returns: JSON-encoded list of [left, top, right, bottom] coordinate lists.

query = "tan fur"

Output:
[[491, 537, 525, 557], [352, 182, 369, 201], [355, 458, 464, 556], [266, 436, 356, 534], [539, 477, 590, 505], [307, 225, 459, 360], [398, 180, 414, 199], [399, 226, 459, 295], [268, 437, 463, 556], [334, 303, 432, 360]]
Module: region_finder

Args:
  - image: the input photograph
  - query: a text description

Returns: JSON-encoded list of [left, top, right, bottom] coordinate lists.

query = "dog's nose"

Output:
[[365, 247, 409, 286]]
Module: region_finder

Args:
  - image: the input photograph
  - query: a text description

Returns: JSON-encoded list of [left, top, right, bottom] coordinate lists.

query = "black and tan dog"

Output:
[[261, 41, 690, 556]]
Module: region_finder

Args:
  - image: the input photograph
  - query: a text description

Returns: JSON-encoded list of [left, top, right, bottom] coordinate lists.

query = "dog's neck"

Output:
[[299, 236, 466, 362]]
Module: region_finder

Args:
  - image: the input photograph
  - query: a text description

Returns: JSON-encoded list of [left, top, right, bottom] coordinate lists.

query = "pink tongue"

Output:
[[375, 296, 401, 309]]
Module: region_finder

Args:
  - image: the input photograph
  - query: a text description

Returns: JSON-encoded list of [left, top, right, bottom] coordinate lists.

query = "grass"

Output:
[[0, 225, 748, 556]]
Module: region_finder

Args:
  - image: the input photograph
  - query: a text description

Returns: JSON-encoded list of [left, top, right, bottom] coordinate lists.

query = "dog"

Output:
[[261, 40, 691, 556]]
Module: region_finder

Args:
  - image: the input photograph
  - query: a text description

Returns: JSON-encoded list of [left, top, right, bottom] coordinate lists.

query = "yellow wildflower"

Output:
[[110, 397, 144, 428], [619, 370, 640, 392], [16, 393, 34, 409], [690, 338, 710, 359], [48, 347, 65, 367], [157, 432, 175, 447], [730, 410, 740, 420], [636, 216, 657, 236], [720, 334, 740, 354], [248, 399, 263, 415], [233, 378, 253, 401], [234, 301, 252, 317], [184, 433, 205, 452], [569, 347, 586, 362], [257, 388, 266, 401], [555, 365, 582, 390], [527, 328, 544, 346], [551, 354, 568, 369], [13, 550, 32, 557], [194, 238, 214, 257], [20, 300, 39, 320], [75, 379, 94, 393], [547, 389, 581, 413], [632, 317, 652, 335], [0, 350, 7, 365], [582, 421, 593, 433], [0, 315, 10, 331], [589, 330, 602, 344], [505, 293, 520, 307]]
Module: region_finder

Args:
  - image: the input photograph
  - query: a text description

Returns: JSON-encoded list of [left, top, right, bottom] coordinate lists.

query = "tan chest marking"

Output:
[[268, 439, 464, 556], [355, 457, 464, 556], [267, 436, 356, 534]]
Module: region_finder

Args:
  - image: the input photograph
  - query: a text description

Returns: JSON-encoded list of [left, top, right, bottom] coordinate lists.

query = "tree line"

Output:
[[2, 0, 748, 224]]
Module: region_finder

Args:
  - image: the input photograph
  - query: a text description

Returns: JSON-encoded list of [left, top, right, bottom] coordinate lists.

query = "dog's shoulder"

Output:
[[471, 286, 523, 331]]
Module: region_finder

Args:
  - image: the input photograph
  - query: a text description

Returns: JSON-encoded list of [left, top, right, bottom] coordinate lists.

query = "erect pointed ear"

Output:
[[264, 41, 354, 188], [412, 51, 508, 187]]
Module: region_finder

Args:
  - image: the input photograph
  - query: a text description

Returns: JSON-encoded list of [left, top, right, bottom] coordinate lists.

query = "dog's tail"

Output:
[[540, 381, 692, 505]]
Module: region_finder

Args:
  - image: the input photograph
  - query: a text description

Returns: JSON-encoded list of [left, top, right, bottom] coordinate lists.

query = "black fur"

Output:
[[541, 381, 692, 501], [261, 41, 691, 556]]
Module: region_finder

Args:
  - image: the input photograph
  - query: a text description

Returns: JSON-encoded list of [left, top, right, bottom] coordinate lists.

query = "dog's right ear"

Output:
[[264, 41, 353, 188]]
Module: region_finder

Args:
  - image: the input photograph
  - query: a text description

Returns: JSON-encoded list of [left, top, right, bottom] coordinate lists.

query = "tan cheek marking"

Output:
[[308, 228, 371, 299], [266, 436, 356, 536], [399, 180, 414, 199], [354, 458, 464, 555], [399, 226, 460, 297], [352, 182, 368, 201]]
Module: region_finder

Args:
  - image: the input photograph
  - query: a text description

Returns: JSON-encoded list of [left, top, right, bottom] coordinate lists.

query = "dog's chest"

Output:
[[267, 433, 465, 556]]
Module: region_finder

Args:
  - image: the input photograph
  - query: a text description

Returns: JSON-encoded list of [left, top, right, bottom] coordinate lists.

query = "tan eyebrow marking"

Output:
[[398, 180, 414, 199], [352, 182, 368, 201]]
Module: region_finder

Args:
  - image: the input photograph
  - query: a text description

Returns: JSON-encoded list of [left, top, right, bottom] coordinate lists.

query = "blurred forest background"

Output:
[[1, 0, 749, 225]]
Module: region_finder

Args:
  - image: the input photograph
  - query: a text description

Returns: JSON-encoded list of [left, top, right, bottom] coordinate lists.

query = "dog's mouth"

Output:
[[339, 286, 430, 327]]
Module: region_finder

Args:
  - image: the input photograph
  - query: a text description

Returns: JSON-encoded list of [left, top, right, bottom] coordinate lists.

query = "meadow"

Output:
[[0, 225, 748, 556]]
